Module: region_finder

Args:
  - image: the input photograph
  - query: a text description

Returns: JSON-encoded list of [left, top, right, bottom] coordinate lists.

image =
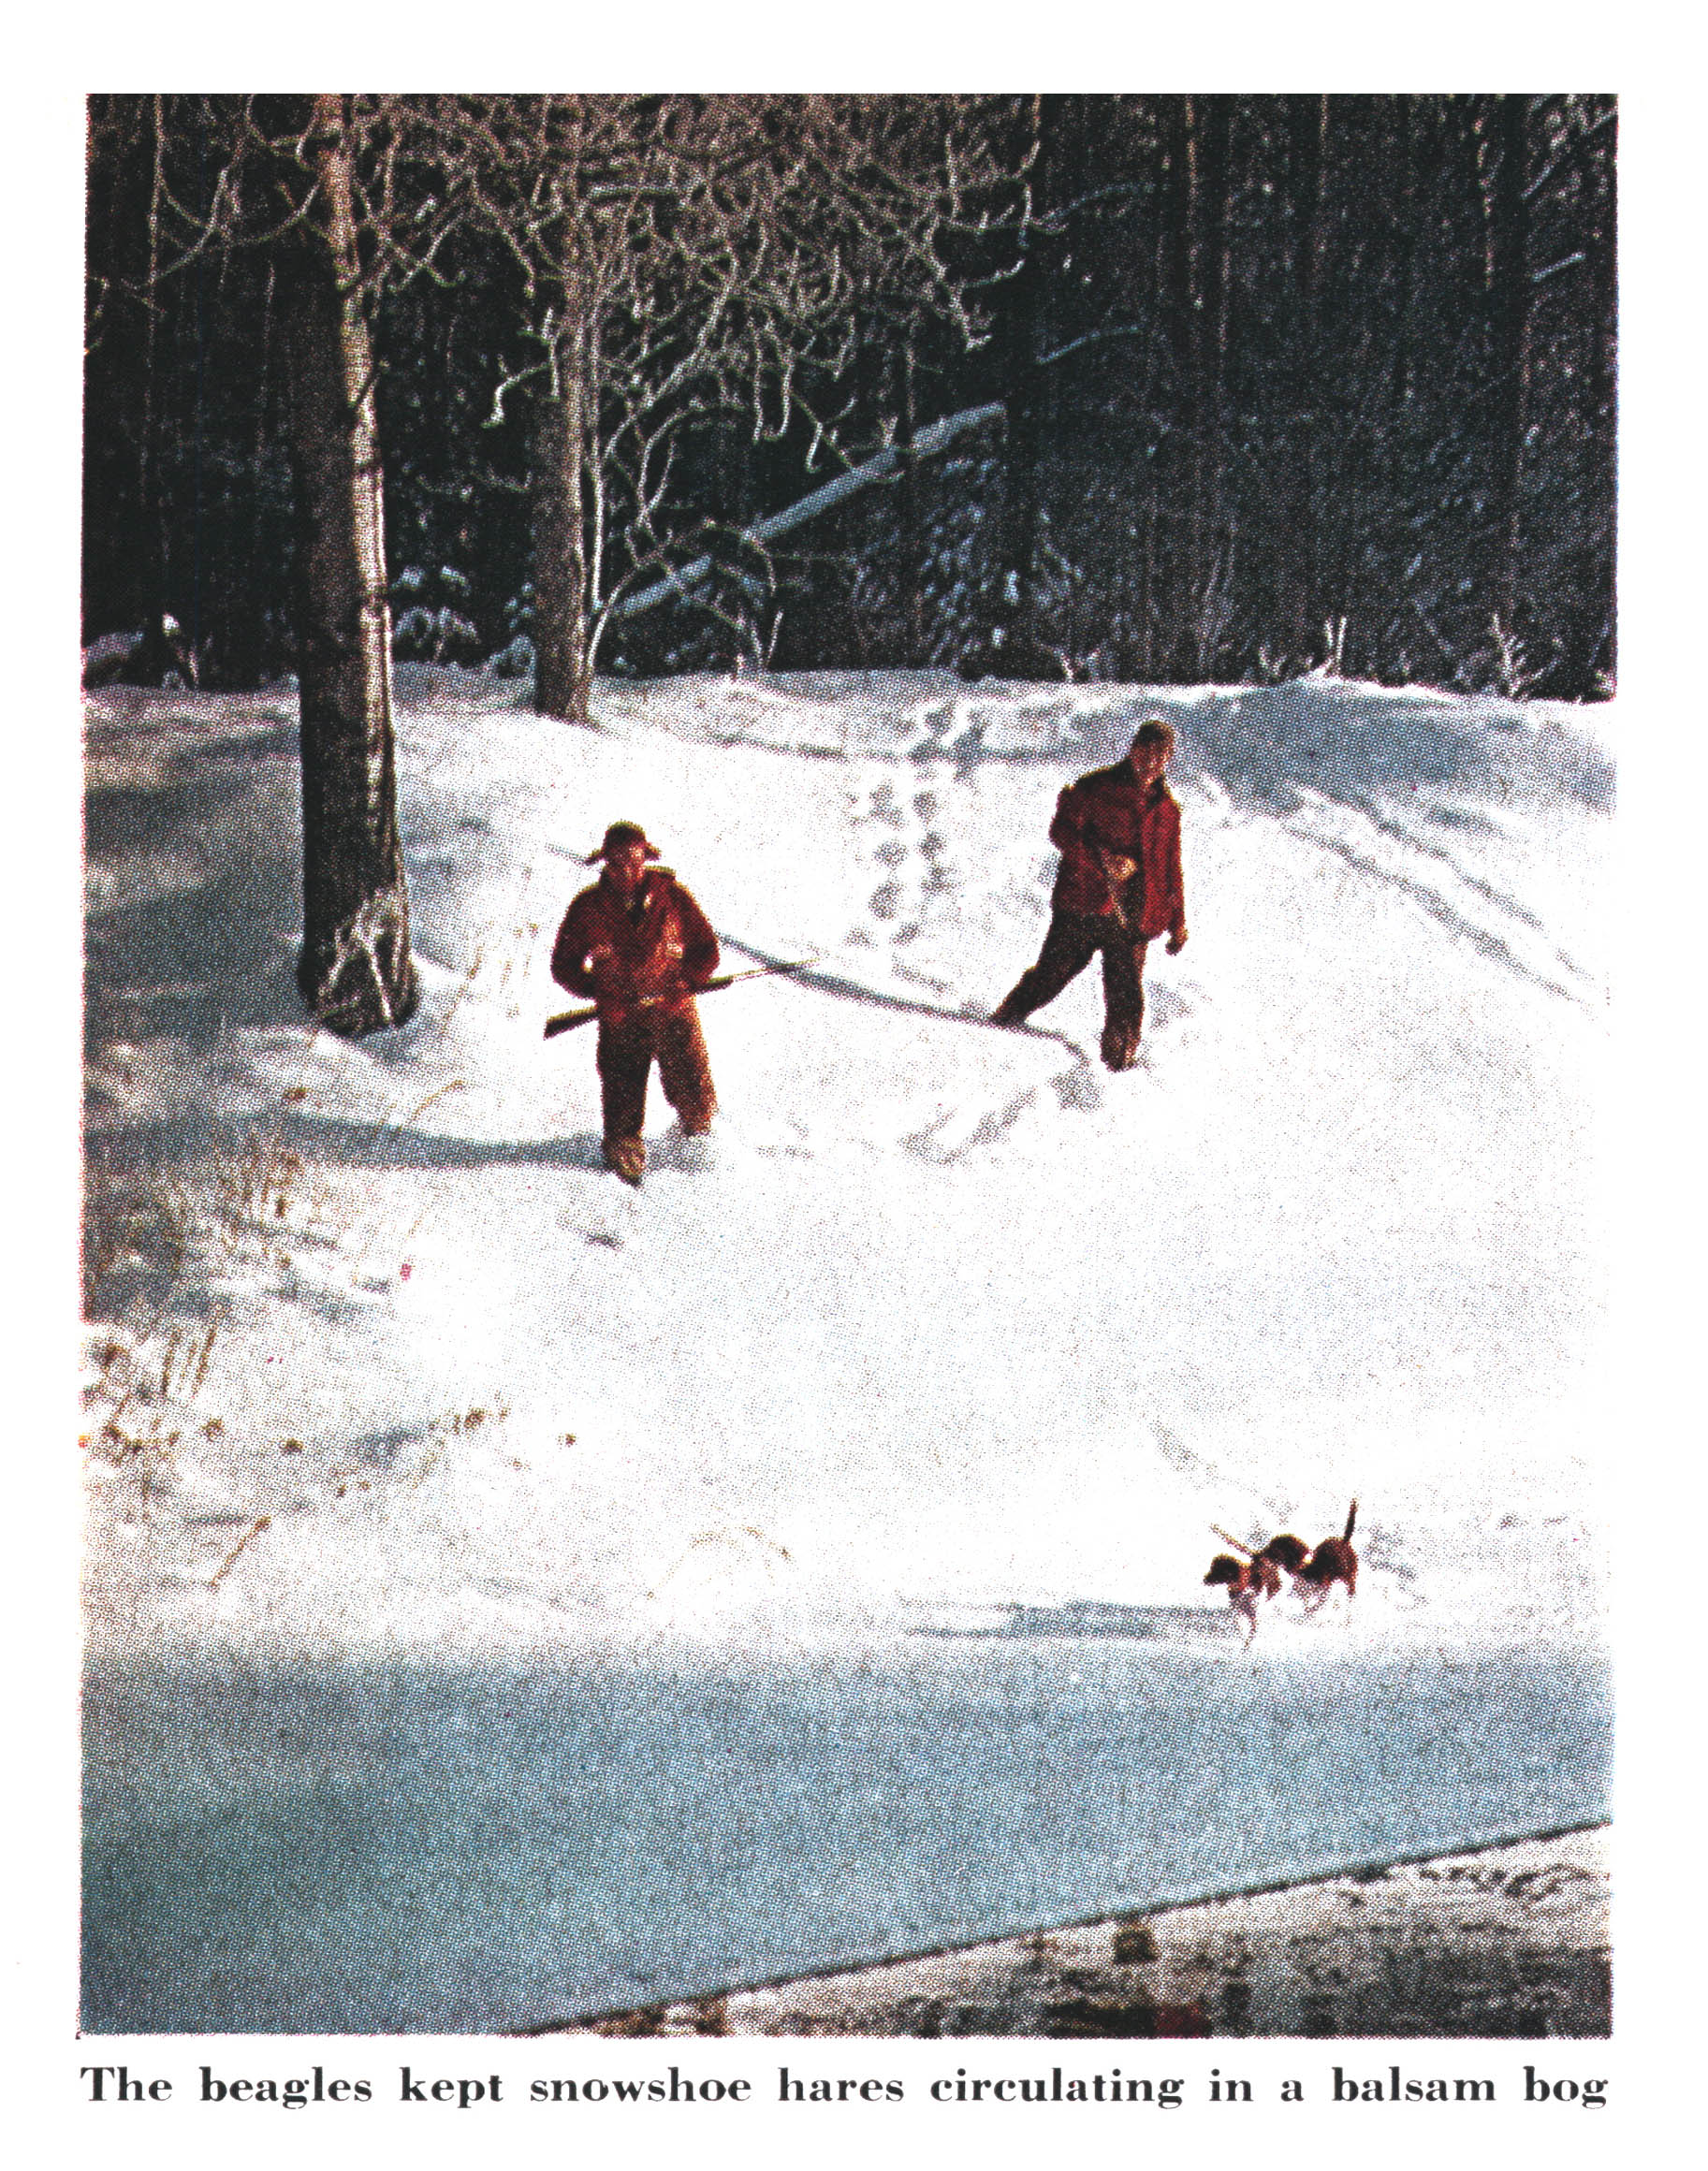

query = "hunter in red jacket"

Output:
[[551, 822, 721, 1185], [990, 720, 1188, 1070]]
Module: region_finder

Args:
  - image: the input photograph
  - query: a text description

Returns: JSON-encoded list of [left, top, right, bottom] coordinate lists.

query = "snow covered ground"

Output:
[[80, 666, 1613, 2029]]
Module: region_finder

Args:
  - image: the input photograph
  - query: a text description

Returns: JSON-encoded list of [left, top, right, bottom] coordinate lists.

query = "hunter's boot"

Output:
[[604, 1135, 647, 1187]]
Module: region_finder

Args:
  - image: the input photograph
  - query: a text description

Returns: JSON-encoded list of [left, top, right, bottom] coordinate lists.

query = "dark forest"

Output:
[[85, 93, 1615, 707]]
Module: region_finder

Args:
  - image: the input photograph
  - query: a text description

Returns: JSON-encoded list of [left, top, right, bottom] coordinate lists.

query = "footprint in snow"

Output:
[[856, 780, 963, 965]]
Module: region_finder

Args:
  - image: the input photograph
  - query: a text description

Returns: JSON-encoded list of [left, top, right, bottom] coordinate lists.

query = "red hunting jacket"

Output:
[[1048, 762, 1186, 939], [550, 869, 721, 1027]]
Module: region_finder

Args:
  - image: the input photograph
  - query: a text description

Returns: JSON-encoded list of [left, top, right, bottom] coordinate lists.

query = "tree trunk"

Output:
[[992, 248, 1045, 675], [1190, 95, 1232, 675], [1585, 109, 1616, 682], [282, 94, 418, 1035], [531, 305, 591, 721], [132, 94, 176, 684], [985, 95, 1060, 680], [1487, 94, 1533, 636], [230, 260, 276, 690], [1386, 98, 1419, 499], [1160, 99, 1194, 678], [1279, 94, 1327, 663], [898, 326, 924, 668], [1139, 115, 1172, 678]]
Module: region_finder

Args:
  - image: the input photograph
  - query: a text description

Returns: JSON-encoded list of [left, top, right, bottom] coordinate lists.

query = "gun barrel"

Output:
[[543, 957, 819, 1042]]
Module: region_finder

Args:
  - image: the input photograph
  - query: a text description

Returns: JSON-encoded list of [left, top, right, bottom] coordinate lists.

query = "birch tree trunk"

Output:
[[283, 93, 418, 1034], [531, 302, 592, 721]]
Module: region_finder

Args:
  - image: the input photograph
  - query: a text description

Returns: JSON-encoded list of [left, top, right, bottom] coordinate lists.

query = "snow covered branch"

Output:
[[613, 402, 1005, 621]]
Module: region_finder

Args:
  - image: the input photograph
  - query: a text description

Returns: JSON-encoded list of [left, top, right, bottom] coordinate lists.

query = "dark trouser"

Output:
[[994, 912, 1149, 1070], [596, 1005, 717, 1163]]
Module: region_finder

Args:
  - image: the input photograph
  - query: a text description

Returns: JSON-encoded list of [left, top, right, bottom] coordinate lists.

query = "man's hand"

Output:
[[1100, 852, 1138, 885], [1166, 925, 1188, 955]]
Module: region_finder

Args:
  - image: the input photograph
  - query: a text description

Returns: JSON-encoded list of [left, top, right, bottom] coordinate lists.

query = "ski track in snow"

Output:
[[82, 668, 1610, 1668]]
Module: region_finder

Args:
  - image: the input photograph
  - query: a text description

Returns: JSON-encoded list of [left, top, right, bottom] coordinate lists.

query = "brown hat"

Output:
[[588, 821, 661, 865]]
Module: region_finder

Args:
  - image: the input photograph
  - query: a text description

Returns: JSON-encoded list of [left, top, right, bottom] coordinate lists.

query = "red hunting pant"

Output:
[[994, 912, 1149, 1070], [596, 1005, 717, 1166]]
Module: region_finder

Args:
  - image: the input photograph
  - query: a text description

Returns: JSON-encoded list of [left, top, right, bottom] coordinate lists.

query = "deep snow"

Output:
[[84, 666, 1610, 1660], [80, 666, 1612, 2027]]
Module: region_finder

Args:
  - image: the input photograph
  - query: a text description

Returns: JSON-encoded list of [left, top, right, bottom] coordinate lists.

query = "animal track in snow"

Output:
[[854, 777, 965, 970]]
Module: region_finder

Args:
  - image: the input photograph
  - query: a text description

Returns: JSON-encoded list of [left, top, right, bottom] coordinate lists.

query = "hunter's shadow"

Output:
[[91, 1112, 612, 1173]]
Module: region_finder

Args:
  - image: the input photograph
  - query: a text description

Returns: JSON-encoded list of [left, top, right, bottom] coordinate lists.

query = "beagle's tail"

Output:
[[1344, 1500, 1359, 1543]]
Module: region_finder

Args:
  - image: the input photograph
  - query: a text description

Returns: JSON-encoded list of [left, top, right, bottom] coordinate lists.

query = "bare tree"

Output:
[[274, 94, 419, 1031], [425, 95, 1026, 720], [87, 93, 456, 1034]]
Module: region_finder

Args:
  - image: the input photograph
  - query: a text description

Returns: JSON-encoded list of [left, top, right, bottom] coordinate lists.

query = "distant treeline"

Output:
[[85, 94, 1614, 705]]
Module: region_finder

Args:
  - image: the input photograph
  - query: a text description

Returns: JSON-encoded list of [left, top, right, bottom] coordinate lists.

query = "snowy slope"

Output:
[[82, 668, 1611, 1665]]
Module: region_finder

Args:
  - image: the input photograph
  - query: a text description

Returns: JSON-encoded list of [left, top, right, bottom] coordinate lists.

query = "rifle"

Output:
[[544, 957, 820, 1041]]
